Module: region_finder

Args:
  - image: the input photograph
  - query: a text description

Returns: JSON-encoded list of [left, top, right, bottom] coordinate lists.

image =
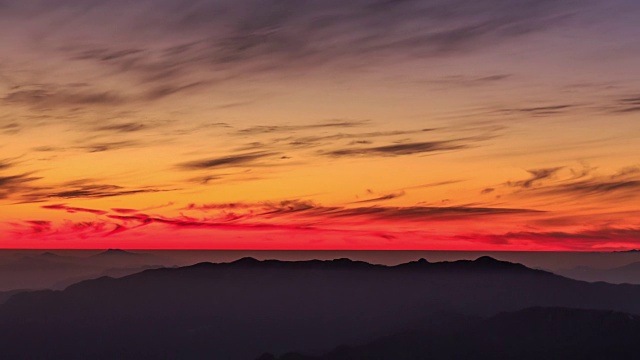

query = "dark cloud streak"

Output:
[[508, 167, 563, 188], [236, 120, 369, 135], [324, 140, 467, 157], [178, 152, 279, 170], [352, 192, 405, 204]]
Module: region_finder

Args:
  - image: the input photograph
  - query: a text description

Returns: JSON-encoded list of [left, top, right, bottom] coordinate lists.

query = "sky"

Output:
[[0, 0, 639, 250]]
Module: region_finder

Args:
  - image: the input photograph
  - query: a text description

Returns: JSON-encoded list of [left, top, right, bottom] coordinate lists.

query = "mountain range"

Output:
[[2, 256, 640, 359]]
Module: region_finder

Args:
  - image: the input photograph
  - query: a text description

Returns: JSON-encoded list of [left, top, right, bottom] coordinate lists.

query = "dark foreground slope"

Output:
[[1, 257, 640, 359], [264, 307, 640, 360]]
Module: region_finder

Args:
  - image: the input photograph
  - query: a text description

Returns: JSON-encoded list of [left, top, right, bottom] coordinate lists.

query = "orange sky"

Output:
[[1, 0, 639, 250]]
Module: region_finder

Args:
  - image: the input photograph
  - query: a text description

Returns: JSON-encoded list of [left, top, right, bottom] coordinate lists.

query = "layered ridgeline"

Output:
[[261, 307, 640, 360], [2, 257, 640, 359], [0, 249, 167, 290]]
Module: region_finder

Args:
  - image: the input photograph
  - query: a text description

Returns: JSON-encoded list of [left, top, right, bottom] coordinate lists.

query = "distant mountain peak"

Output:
[[39, 252, 61, 258], [232, 257, 261, 265], [465, 256, 537, 274], [93, 249, 140, 257], [475, 256, 500, 263]]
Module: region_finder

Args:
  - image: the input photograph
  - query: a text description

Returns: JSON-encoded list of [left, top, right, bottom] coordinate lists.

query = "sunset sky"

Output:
[[1, 0, 639, 250]]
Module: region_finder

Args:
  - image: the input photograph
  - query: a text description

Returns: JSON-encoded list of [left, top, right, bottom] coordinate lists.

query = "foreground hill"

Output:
[[263, 307, 640, 360], [2, 257, 640, 359]]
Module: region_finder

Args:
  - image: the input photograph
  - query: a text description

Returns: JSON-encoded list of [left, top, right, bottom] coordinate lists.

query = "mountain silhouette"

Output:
[[0, 289, 26, 305], [557, 260, 640, 284], [2, 257, 640, 359], [0, 249, 168, 290], [91, 249, 144, 258], [265, 307, 640, 360]]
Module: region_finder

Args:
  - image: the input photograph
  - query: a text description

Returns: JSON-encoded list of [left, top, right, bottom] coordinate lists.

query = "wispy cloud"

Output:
[[495, 104, 577, 117], [235, 128, 437, 152], [41, 183, 166, 200], [178, 152, 280, 170], [41, 204, 108, 215], [0, 158, 16, 171], [351, 191, 406, 204], [594, 95, 640, 115], [22, 198, 542, 239], [2, 175, 172, 203], [323, 140, 467, 157], [547, 179, 640, 197], [76, 140, 142, 153], [1, 0, 587, 110], [0, 173, 42, 200], [503, 164, 640, 202], [184, 199, 541, 222], [236, 120, 369, 135], [3, 85, 126, 109], [424, 74, 512, 88], [508, 167, 564, 188], [93, 122, 147, 133], [464, 226, 640, 250]]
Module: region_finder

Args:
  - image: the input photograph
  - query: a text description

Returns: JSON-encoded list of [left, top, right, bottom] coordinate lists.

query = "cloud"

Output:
[[0, 122, 21, 135], [401, 180, 464, 191], [502, 164, 640, 202], [184, 203, 256, 211], [104, 213, 309, 232], [15, 219, 120, 238], [352, 191, 405, 204], [14, 197, 542, 238], [235, 128, 437, 153], [42, 184, 165, 200], [324, 140, 467, 157], [425, 74, 512, 87], [0, 173, 42, 200], [41, 204, 108, 215], [496, 104, 576, 117], [469, 227, 640, 250], [549, 179, 640, 196], [508, 167, 563, 188], [111, 208, 140, 214], [178, 152, 279, 170], [25, 220, 52, 234], [93, 122, 147, 133], [8, 196, 546, 241], [141, 81, 212, 101], [31, 139, 146, 153], [288, 129, 435, 146], [326, 205, 542, 221], [0, 0, 583, 105], [612, 166, 640, 179], [75, 140, 141, 153], [0, 158, 16, 171], [1, 176, 171, 203], [607, 96, 640, 114], [236, 120, 369, 135], [184, 199, 541, 222], [3, 85, 126, 109]]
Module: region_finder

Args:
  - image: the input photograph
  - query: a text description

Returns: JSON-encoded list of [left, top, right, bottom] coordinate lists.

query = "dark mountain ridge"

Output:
[[1, 257, 640, 360]]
